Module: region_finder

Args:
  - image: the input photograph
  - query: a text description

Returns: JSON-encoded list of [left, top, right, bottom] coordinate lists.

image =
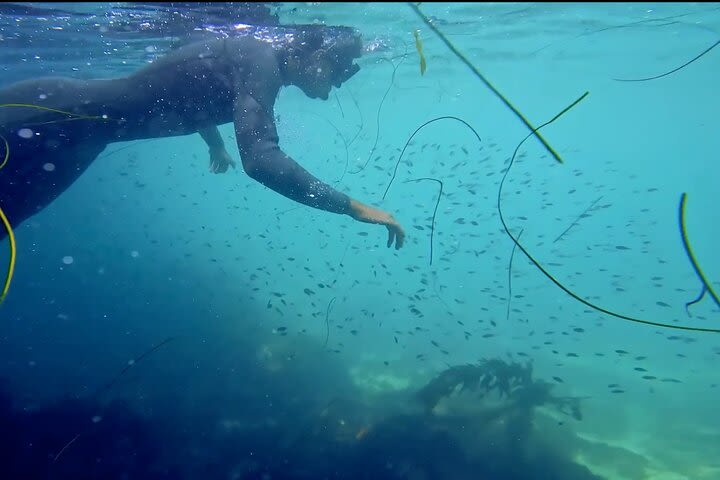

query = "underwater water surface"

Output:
[[0, 2, 719, 479]]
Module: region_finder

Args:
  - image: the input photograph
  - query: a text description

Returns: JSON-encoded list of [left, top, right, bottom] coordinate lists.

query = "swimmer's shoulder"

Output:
[[149, 36, 275, 72]]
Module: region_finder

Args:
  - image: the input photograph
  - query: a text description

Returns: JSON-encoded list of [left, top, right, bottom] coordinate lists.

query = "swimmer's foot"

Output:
[[349, 199, 405, 250], [209, 147, 236, 174]]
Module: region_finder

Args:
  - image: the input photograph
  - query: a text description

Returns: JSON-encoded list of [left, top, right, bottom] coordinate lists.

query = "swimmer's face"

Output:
[[301, 50, 361, 100], [286, 29, 363, 100]]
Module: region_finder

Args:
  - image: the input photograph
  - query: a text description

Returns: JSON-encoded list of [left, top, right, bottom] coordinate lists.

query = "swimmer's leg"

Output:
[[0, 139, 107, 238]]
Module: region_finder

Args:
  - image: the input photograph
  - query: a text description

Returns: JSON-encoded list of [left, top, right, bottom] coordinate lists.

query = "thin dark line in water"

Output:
[[261, 206, 303, 234], [382, 116, 481, 201], [323, 297, 337, 348], [507, 229, 524, 323], [91, 336, 176, 399], [97, 139, 154, 160], [431, 270, 450, 310], [531, 6, 720, 57], [346, 88, 364, 148], [553, 195, 604, 243], [331, 243, 351, 288], [403, 177, 443, 266], [498, 93, 720, 333], [54, 337, 176, 464], [614, 39, 720, 82], [349, 55, 405, 175], [53, 433, 82, 463], [304, 112, 350, 185], [334, 91, 345, 118], [685, 287, 708, 317]]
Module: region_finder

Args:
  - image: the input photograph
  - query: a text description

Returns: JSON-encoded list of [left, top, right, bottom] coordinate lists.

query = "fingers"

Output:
[[209, 160, 231, 174], [386, 223, 405, 250], [395, 225, 405, 250]]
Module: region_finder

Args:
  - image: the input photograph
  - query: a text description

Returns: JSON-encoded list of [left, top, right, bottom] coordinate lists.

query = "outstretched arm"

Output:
[[233, 94, 404, 248], [233, 94, 350, 214]]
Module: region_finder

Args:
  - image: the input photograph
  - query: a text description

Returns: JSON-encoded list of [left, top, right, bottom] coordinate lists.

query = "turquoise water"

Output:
[[1, 3, 719, 479]]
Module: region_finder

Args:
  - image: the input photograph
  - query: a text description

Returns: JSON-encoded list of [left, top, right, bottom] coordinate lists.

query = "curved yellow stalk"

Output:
[[0, 205, 15, 305]]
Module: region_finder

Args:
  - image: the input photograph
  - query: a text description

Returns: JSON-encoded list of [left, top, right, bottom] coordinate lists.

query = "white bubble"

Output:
[[62, 256, 74, 265], [18, 128, 33, 139], [42, 162, 55, 172], [130, 250, 139, 258], [145, 45, 156, 53], [39, 93, 47, 100]]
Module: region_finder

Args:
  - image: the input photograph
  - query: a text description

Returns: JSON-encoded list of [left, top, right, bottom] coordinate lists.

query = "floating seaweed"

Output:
[[413, 29, 427, 75], [416, 358, 583, 423], [497, 93, 720, 333]]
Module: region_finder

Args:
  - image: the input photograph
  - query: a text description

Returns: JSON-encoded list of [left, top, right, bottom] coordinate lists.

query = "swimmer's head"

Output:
[[280, 25, 363, 100]]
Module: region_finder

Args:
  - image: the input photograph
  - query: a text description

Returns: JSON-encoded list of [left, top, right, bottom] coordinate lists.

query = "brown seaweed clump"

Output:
[[415, 358, 583, 421]]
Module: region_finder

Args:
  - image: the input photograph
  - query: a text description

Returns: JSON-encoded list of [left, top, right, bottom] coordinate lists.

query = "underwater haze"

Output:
[[1, 2, 719, 479]]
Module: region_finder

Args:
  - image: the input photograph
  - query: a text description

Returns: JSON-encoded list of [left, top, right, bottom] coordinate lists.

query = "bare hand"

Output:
[[209, 148, 236, 174], [349, 200, 405, 250]]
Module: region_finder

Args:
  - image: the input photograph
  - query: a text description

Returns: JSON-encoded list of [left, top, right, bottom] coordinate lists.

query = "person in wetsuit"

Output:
[[0, 25, 405, 249]]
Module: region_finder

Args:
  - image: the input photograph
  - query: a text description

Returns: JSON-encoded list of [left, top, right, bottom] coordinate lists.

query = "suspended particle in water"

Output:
[[18, 128, 34, 139]]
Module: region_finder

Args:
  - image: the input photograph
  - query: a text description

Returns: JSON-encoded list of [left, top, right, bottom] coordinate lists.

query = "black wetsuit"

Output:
[[0, 36, 351, 237]]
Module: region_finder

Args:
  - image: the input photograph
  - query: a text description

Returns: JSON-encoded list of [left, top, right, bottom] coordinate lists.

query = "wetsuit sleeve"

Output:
[[198, 126, 225, 151], [232, 94, 351, 216]]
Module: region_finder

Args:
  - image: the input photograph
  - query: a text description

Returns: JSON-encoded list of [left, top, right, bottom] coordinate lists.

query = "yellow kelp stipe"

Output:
[[679, 193, 720, 309], [0, 205, 15, 306], [0, 103, 114, 170], [0, 134, 8, 170], [0, 103, 114, 304], [0, 103, 107, 121], [408, 3, 566, 164], [413, 30, 427, 75]]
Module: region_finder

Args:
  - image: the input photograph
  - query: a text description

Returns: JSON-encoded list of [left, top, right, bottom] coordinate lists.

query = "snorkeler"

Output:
[[0, 25, 405, 249]]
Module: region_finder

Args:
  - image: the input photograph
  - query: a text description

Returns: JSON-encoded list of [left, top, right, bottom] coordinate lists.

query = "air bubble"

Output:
[[18, 128, 33, 139]]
